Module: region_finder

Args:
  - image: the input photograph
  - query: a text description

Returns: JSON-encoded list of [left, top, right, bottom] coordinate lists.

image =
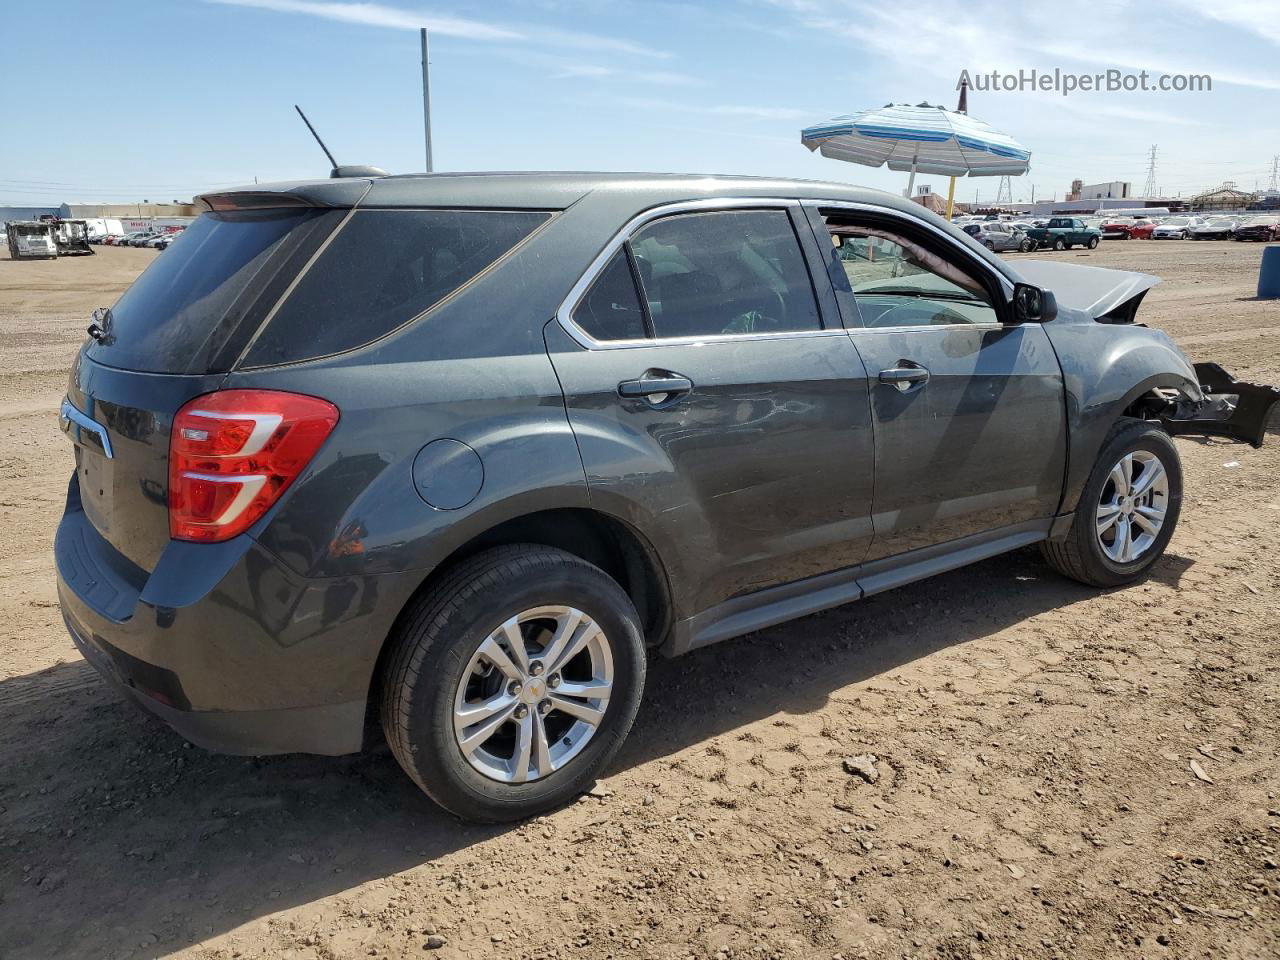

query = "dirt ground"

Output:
[[1, 241, 1277, 960]]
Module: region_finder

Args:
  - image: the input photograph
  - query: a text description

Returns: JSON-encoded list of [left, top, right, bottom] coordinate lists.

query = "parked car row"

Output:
[[954, 211, 1280, 250], [90, 228, 187, 248]]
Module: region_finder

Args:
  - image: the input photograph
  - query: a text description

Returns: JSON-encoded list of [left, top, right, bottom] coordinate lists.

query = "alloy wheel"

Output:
[[452, 605, 613, 784], [1096, 450, 1169, 563]]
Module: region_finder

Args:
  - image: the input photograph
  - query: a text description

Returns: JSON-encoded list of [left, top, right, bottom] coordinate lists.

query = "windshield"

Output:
[[1165, 218, 1190, 226]]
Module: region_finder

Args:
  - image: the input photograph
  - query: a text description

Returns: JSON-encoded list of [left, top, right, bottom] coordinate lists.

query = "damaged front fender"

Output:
[[1159, 363, 1280, 449]]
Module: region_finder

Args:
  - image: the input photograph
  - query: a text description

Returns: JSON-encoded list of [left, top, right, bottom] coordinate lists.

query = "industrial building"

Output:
[[1188, 184, 1257, 211], [0, 202, 198, 228]]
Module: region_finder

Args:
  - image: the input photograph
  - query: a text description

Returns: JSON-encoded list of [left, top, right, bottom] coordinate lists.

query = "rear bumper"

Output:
[[55, 477, 420, 755], [63, 609, 365, 755]]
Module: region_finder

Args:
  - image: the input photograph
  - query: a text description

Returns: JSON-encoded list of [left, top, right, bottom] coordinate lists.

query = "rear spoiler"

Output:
[[196, 179, 372, 212]]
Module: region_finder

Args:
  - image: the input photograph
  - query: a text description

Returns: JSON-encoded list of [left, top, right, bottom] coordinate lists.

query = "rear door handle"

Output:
[[618, 371, 693, 401], [879, 362, 930, 393]]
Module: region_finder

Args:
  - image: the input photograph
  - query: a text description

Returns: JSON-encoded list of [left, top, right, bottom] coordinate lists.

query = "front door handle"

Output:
[[618, 371, 693, 402], [879, 362, 930, 393]]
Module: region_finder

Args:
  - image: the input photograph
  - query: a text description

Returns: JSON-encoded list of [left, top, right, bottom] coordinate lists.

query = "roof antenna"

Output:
[[293, 104, 387, 180], [295, 105, 338, 169]]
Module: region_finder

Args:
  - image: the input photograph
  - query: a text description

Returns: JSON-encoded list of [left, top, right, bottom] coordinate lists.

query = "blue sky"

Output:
[[2, 0, 1277, 206]]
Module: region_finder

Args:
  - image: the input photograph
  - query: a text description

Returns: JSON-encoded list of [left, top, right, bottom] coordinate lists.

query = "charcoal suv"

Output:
[[56, 173, 1278, 822]]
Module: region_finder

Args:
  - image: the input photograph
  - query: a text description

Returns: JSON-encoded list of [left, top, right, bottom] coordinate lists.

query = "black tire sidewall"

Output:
[[396, 554, 645, 821], [1075, 423, 1183, 585]]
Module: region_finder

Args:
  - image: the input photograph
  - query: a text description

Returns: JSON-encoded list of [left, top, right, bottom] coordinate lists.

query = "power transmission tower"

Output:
[[1142, 145, 1158, 197], [995, 176, 1012, 204], [1269, 155, 1279, 192]]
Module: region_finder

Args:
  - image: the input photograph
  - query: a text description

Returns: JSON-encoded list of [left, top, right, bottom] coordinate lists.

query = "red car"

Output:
[[1234, 216, 1280, 242], [1101, 218, 1156, 240]]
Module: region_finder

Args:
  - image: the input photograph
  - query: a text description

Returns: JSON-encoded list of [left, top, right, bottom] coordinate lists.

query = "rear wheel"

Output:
[[381, 545, 647, 822], [984, 240, 996, 251], [1042, 419, 1182, 587], [1053, 237, 1067, 251]]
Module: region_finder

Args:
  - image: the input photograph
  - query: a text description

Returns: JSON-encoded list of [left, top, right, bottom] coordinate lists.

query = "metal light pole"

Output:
[[421, 28, 434, 172]]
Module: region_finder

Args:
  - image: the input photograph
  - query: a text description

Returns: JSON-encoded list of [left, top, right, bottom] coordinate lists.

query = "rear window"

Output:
[[242, 209, 550, 367], [87, 208, 341, 374]]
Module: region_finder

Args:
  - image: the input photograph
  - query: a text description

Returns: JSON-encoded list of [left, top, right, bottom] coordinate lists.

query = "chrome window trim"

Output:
[[849, 322, 1005, 335], [555, 197, 830, 350]]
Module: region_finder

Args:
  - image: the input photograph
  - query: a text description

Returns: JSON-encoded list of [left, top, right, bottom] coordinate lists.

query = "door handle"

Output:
[[618, 371, 693, 401], [879, 362, 930, 393]]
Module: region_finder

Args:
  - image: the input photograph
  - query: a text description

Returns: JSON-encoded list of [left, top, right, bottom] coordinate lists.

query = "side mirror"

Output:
[[1012, 283, 1057, 324]]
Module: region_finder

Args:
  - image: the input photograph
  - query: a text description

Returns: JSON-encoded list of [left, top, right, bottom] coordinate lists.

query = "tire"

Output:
[[1019, 238, 1034, 252], [1053, 238, 1066, 251], [984, 240, 996, 251], [381, 544, 647, 822], [1087, 236, 1100, 249], [1042, 419, 1183, 588], [1180, 231, 1189, 240]]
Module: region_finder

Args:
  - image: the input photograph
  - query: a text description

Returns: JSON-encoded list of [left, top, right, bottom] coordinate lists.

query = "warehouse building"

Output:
[[1, 201, 198, 223], [1188, 185, 1257, 211]]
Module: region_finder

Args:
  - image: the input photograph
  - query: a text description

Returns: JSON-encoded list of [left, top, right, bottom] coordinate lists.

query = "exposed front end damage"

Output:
[[1148, 363, 1280, 449]]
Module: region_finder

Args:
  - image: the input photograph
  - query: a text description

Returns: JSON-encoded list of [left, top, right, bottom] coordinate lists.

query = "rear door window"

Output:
[[629, 210, 821, 339], [243, 209, 550, 367], [87, 208, 340, 374]]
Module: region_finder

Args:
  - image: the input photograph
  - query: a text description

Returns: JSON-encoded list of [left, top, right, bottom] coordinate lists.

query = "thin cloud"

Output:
[[1168, 0, 1280, 47], [619, 97, 808, 121], [554, 65, 616, 80], [1055, 99, 1205, 127], [207, 0, 672, 58], [553, 65, 700, 86], [207, 0, 519, 40], [766, 0, 1280, 93]]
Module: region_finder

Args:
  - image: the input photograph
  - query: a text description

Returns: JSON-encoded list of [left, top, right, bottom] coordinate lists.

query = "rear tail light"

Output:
[[169, 389, 339, 543]]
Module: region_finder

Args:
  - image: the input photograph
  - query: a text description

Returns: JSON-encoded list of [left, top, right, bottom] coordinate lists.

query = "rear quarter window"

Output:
[[86, 208, 340, 374], [242, 209, 550, 367]]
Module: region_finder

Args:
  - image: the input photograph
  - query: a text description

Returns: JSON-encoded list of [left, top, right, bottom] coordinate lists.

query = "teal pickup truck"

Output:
[[1025, 217, 1102, 251]]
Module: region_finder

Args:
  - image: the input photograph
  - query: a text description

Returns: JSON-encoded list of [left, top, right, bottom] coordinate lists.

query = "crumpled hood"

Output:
[[1011, 259, 1161, 319]]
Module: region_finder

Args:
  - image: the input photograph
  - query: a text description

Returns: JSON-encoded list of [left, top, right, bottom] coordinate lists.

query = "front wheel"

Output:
[[381, 545, 647, 822], [1019, 238, 1034, 252], [1087, 236, 1100, 249], [1042, 419, 1183, 588]]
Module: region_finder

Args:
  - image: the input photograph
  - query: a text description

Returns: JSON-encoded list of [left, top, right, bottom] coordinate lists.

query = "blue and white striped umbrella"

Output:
[[801, 103, 1030, 178]]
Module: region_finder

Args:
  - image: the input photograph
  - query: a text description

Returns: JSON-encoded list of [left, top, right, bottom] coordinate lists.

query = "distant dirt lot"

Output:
[[1, 242, 1277, 960]]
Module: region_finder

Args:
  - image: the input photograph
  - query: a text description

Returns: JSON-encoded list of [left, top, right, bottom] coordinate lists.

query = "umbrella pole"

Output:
[[945, 175, 957, 219], [904, 160, 917, 199]]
